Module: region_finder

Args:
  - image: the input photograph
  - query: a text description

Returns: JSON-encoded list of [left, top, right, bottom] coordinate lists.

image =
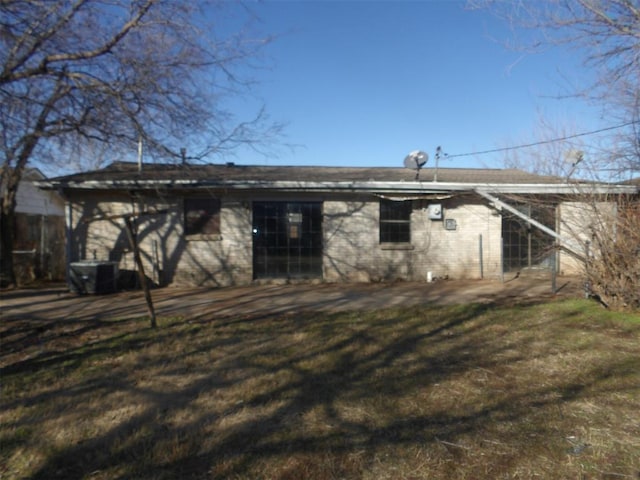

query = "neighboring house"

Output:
[[37, 161, 639, 288], [9, 168, 66, 283]]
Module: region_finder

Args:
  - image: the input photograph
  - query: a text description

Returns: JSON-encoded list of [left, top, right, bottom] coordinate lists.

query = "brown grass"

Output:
[[1, 298, 639, 479]]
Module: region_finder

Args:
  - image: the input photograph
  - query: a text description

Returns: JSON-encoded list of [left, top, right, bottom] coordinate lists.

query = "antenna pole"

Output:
[[137, 135, 143, 172], [434, 146, 441, 182], [565, 151, 583, 182]]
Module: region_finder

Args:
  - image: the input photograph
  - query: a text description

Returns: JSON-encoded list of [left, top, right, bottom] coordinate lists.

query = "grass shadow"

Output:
[[2, 300, 639, 480]]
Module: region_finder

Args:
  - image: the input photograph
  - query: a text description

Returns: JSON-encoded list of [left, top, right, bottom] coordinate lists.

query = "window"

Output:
[[502, 202, 556, 272], [184, 197, 220, 236], [252, 202, 323, 279], [380, 199, 412, 243]]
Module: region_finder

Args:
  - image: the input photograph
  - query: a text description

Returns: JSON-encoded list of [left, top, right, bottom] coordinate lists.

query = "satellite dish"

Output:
[[564, 150, 584, 182], [564, 149, 584, 166], [404, 150, 429, 170], [404, 150, 428, 180]]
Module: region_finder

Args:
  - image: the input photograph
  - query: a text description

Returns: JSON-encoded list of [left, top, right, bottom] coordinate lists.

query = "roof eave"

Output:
[[35, 179, 639, 195]]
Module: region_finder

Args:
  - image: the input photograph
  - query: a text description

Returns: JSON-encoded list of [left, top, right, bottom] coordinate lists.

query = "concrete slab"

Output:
[[1, 275, 585, 324]]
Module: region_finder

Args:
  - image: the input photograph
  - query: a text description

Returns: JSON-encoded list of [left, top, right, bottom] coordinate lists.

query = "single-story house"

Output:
[[37, 161, 639, 288]]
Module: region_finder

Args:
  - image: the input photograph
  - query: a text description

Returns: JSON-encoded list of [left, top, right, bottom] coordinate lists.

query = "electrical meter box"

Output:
[[428, 204, 443, 220]]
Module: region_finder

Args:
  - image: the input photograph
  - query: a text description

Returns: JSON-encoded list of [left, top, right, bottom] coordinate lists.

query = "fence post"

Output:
[[479, 234, 484, 279]]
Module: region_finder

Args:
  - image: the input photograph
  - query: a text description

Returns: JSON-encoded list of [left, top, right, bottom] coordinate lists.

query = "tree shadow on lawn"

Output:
[[0, 316, 147, 373], [3, 301, 638, 479]]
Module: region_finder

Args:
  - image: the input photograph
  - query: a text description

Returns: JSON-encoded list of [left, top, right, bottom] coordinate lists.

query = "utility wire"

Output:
[[446, 120, 637, 159]]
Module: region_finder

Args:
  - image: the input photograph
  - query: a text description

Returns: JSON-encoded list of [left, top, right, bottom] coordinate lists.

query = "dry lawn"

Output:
[[1, 297, 639, 479]]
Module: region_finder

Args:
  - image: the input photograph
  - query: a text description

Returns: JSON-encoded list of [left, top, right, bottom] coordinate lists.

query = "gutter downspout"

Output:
[[474, 188, 586, 263]]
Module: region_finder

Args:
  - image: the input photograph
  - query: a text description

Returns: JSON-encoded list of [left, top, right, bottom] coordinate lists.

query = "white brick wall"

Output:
[[411, 199, 503, 280], [69, 191, 610, 287], [323, 197, 503, 282], [557, 201, 616, 275], [176, 200, 252, 286], [323, 200, 379, 282], [70, 193, 253, 287]]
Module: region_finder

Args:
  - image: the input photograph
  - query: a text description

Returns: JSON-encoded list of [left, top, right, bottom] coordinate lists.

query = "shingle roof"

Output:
[[47, 161, 566, 185]]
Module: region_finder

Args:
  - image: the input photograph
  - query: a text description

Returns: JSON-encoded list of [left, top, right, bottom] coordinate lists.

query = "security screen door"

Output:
[[502, 203, 556, 272], [252, 202, 323, 279]]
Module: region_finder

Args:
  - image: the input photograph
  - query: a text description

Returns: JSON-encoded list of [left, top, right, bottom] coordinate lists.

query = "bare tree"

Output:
[[499, 115, 593, 178], [469, 0, 640, 178], [583, 194, 640, 310], [0, 0, 282, 287], [468, 1, 640, 310], [497, 120, 640, 311]]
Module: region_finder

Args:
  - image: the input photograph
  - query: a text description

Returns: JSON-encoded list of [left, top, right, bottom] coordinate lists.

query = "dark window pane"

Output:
[[184, 198, 220, 235], [252, 201, 323, 279], [380, 199, 411, 243]]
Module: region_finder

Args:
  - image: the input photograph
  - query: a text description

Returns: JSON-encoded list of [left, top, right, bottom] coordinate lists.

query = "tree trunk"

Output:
[[0, 83, 63, 288], [125, 217, 157, 328], [0, 176, 18, 288], [0, 207, 16, 288]]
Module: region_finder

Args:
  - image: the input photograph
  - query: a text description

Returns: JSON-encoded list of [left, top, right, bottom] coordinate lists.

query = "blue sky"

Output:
[[223, 0, 604, 169]]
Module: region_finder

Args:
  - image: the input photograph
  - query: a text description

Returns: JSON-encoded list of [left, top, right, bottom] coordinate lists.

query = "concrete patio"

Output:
[[1, 274, 585, 324]]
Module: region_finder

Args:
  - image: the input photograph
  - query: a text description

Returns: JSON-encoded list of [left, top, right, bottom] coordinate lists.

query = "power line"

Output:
[[446, 120, 638, 159]]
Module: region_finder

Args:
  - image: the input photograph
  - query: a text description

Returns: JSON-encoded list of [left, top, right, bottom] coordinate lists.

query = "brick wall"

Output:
[[69, 190, 600, 288], [70, 192, 253, 288], [175, 200, 252, 286], [557, 201, 616, 275], [411, 197, 502, 280], [323, 196, 503, 282], [323, 199, 379, 282]]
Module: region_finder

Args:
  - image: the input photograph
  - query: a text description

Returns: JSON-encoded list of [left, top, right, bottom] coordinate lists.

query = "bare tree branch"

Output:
[[469, 0, 640, 177], [0, 0, 282, 286]]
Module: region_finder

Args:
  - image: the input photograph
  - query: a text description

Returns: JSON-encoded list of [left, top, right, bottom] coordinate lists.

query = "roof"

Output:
[[47, 161, 563, 184], [38, 161, 638, 196]]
